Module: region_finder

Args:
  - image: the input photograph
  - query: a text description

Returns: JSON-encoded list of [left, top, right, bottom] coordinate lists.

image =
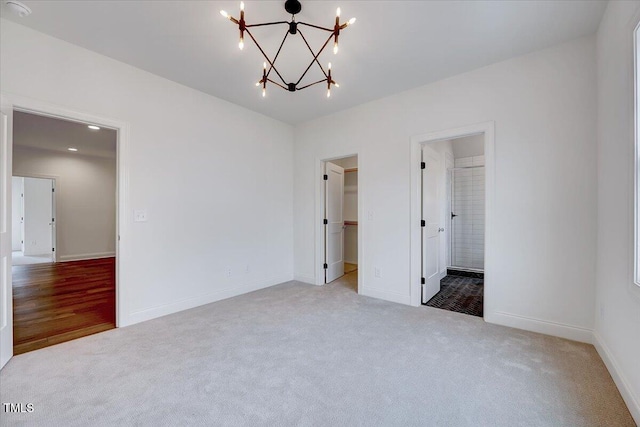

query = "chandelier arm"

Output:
[[245, 28, 288, 86], [266, 78, 288, 90], [295, 34, 334, 86], [266, 30, 290, 79], [297, 29, 328, 78], [296, 79, 327, 91], [245, 21, 289, 28], [297, 22, 334, 32]]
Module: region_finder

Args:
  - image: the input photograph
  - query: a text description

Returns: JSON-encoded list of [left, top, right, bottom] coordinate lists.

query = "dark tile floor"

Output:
[[424, 274, 483, 317]]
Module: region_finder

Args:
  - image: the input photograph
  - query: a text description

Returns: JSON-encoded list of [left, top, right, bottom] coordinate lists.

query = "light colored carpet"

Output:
[[11, 251, 52, 266], [0, 272, 634, 426]]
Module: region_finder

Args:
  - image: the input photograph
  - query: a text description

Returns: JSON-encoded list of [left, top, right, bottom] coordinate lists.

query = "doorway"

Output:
[[410, 122, 494, 315], [11, 176, 56, 266], [323, 155, 358, 293], [421, 134, 485, 317], [10, 110, 118, 354]]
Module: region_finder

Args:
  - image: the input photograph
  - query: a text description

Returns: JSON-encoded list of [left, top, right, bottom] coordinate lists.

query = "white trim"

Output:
[[634, 19, 640, 287], [486, 310, 593, 343], [1, 92, 130, 327], [410, 121, 495, 309], [360, 286, 411, 305], [593, 332, 640, 424], [293, 274, 315, 285], [59, 252, 116, 262], [128, 273, 293, 325]]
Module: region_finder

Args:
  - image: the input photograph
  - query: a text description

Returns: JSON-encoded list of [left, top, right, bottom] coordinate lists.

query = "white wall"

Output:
[[14, 146, 116, 261], [11, 177, 23, 251], [294, 35, 598, 342], [0, 19, 294, 326], [452, 134, 484, 158], [22, 177, 53, 256], [594, 1, 640, 423]]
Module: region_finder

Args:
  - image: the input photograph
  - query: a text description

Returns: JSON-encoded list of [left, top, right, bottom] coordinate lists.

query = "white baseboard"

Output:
[[293, 274, 316, 285], [127, 273, 293, 325], [59, 252, 115, 262], [593, 331, 640, 425], [486, 311, 593, 343], [360, 286, 411, 305]]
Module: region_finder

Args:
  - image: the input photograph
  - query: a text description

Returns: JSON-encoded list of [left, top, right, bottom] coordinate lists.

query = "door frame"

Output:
[[315, 154, 363, 293], [1, 92, 130, 330], [13, 175, 58, 262], [410, 121, 495, 311]]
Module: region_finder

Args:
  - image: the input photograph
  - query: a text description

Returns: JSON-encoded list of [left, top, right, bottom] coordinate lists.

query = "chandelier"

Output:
[[220, 0, 356, 98]]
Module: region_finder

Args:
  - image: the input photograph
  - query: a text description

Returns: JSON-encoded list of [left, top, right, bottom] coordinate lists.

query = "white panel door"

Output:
[[0, 100, 13, 369], [23, 177, 54, 258], [325, 162, 344, 283], [422, 146, 441, 303]]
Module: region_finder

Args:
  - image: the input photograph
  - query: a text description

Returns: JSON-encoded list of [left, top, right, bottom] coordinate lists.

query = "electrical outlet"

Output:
[[374, 267, 381, 278], [134, 209, 148, 222]]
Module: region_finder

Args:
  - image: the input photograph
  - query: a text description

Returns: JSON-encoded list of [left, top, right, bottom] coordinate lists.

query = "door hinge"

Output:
[[52, 188, 55, 192], [323, 219, 328, 225], [421, 220, 425, 227], [421, 277, 425, 284], [323, 174, 328, 180], [52, 248, 55, 252], [323, 263, 328, 269], [52, 218, 55, 222], [421, 162, 425, 169]]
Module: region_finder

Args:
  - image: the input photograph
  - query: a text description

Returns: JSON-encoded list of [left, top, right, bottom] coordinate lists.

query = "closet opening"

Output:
[[323, 155, 358, 294]]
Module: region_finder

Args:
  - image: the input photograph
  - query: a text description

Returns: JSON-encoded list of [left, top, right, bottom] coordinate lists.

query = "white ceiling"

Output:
[[13, 111, 117, 158], [1, 1, 607, 124]]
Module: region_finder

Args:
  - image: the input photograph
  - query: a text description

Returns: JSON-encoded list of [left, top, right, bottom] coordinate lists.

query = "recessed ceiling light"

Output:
[[68, 148, 78, 152], [5, 1, 32, 18], [87, 125, 100, 130]]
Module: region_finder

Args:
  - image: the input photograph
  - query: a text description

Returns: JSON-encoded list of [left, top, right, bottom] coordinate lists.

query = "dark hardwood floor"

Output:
[[12, 257, 115, 355]]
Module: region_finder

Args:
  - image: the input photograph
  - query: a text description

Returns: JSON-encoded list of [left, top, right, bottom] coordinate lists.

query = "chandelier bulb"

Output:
[[327, 89, 331, 98], [334, 83, 340, 88], [333, 43, 338, 55], [263, 62, 267, 70], [336, 7, 341, 17], [220, 10, 229, 18], [328, 62, 332, 70], [239, 38, 244, 50], [240, 1, 245, 11], [256, 81, 261, 87], [348, 17, 356, 25], [262, 88, 266, 97]]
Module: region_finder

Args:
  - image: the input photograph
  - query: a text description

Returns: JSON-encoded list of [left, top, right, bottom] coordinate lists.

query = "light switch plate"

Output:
[[134, 209, 148, 222]]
